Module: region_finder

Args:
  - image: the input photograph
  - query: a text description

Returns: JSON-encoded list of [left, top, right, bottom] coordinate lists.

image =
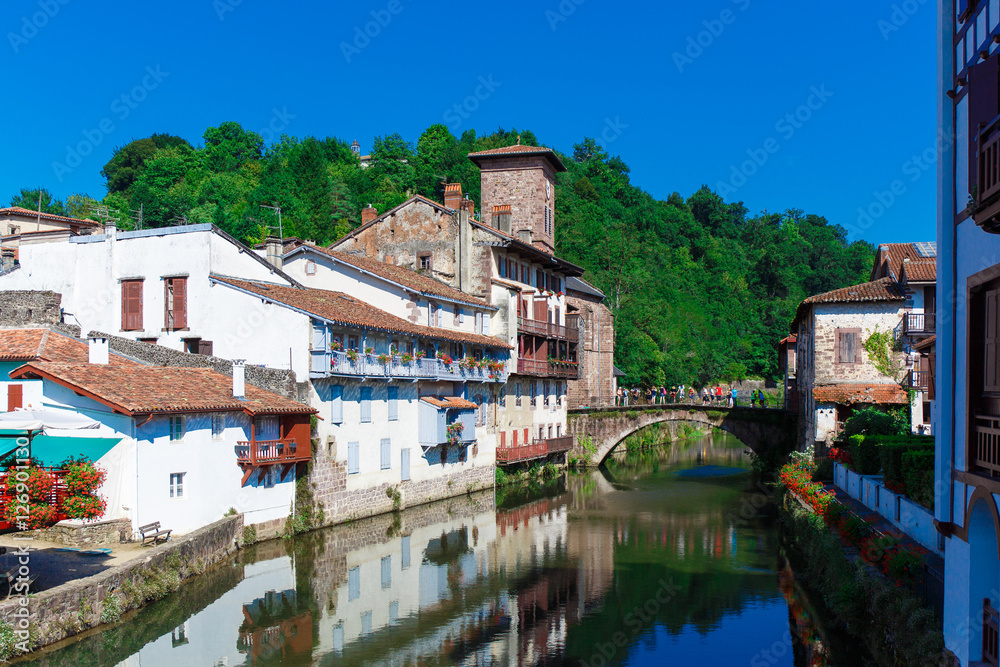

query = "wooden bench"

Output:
[[4, 566, 36, 599], [138, 521, 172, 546]]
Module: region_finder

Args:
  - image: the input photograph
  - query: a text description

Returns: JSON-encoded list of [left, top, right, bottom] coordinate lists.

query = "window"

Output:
[[331, 385, 343, 424], [454, 305, 462, 326], [380, 438, 391, 470], [381, 556, 391, 589], [536, 269, 544, 288], [261, 466, 276, 488], [543, 380, 551, 406], [475, 395, 484, 426], [348, 442, 359, 474], [557, 423, 562, 437], [7, 385, 22, 412], [171, 623, 189, 647], [388, 386, 398, 421], [348, 566, 360, 600], [419, 254, 431, 270], [305, 259, 317, 275], [389, 601, 399, 623], [164, 277, 188, 331], [169, 472, 185, 498], [835, 329, 861, 364], [401, 448, 410, 481], [539, 426, 545, 440], [121, 279, 143, 331], [531, 381, 538, 407], [360, 388, 372, 423], [401, 535, 411, 568], [347, 335, 359, 351], [475, 312, 483, 333], [169, 416, 185, 441], [515, 382, 522, 407], [255, 416, 278, 440], [499, 258, 506, 278], [212, 414, 225, 439]]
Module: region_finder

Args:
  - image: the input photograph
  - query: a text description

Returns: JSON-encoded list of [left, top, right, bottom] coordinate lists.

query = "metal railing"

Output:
[[907, 370, 930, 391], [236, 438, 302, 465], [903, 313, 934, 335]]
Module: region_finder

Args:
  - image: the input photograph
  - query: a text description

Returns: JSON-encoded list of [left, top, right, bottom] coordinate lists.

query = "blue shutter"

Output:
[[348, 441, 359, 474], [388, 386, 398, 421], [401, 449, 410, 482], [381, 438, 391, 470], [401, 535, 411, 568], [381, 555, 391, 589], [348, 566, 360, 600], [331, 385, 343, 424], [360, 387, 371, 423]]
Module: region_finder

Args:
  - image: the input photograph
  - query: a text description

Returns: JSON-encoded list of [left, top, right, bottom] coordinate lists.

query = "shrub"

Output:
[[879, 439, 934, 491], [812, 457, 834, 482], [4, 501, 57, 529], [62, 458, 107, 495], [848, 435, 882, 475], [62, 494, 107, 520], [902, 450, 935, 510], [838, 407, 908, 442]]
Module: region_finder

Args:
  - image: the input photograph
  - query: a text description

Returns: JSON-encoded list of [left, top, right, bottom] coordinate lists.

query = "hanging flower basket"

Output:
[[400, 353, 414, 364], [377, 353, 391, 365], [446, 422, 464, 445], [346, 349, 359, 362], [63, 459, 107, 495]]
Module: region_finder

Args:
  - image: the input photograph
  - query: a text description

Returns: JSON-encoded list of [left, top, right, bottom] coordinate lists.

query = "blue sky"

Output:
[[4, 0, 936, 244]]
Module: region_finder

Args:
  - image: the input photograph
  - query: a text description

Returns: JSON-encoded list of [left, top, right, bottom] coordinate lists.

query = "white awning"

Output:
[[0, 409, 100, 431]]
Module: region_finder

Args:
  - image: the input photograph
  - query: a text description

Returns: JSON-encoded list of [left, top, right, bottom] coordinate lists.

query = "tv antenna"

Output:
[[259, 204, 283, 239]]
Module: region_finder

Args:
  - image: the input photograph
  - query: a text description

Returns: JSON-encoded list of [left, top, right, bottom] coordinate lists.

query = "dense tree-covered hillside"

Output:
[[11, 123, 874, 385]]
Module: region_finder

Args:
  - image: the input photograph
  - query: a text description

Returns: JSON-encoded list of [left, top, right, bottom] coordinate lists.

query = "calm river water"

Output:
[[20, 431, 868, 666]]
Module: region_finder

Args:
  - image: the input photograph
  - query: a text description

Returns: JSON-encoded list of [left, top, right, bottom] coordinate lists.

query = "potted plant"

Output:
[[400, 352, 414, 364], [346, 348, 359, 362], [437, 352, 453, 365], [415, 350, 426, 360], [377, 353, 391, 365], [330, 340, 344, 352], [364, 346, 375, 356], [446, 421, 464, 445]]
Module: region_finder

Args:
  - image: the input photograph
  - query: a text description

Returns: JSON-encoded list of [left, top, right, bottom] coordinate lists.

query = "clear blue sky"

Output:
[[4, 0, 936, 244]]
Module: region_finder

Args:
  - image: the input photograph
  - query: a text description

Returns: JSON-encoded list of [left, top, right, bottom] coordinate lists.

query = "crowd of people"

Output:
[[614, 384, 771, 409]]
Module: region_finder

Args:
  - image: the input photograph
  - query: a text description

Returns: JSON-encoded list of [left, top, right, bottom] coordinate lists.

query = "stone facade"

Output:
[[0, 291, 62, 327], [93, 330, 302, 400], [32, 518, 132, 547], [478, 155, 558, 254], [566, 287, 615, 408], [0, 515, 242, 654]]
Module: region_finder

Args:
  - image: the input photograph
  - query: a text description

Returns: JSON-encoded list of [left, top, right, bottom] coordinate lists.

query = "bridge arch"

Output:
[[567, 406, 795, 465]]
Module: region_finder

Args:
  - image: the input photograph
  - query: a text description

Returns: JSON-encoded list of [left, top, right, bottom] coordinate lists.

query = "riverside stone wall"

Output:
[[32, 518, 132, 547], [2, 515, 242, 654]]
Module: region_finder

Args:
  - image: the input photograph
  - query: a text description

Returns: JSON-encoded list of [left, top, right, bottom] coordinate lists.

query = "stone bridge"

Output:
[[567, 405, 797, 464]]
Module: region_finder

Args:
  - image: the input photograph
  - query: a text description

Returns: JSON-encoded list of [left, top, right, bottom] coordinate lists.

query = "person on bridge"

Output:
[[715, 385, 723, 403], [731, 386, 738, 407], [688, 386, 696, 402], [758, 390, 767, 408], [702, 387, 710, 404], [670, 387, 677, 403]]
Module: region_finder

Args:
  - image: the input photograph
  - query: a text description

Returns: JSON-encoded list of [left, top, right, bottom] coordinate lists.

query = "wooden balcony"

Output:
[[517, 317, 579, 343], [903, 313, 934, 336], [496, 442, 548, 464], [974, 415, 1000, 476], [517, 317, 549, 337], [311, 350, 507, 383], [236, 438, 306, 466], [974, 115, 1000, 233], [516, 357, 579, 379], [539, 436, 573, 454], [907, 370, 930, 391]]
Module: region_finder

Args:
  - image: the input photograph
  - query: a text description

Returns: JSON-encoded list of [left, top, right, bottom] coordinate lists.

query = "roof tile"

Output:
[[803, 277, 906, 306], [812, 383, 909, 405], [420, 396, 477, 409], [0, 207, 99, 228]]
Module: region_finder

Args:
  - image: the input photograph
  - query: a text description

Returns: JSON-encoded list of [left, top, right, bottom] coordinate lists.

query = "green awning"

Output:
[[27, 436, 123, 467]]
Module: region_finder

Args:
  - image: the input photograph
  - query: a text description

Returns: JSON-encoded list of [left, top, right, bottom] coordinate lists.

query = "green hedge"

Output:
[[902, 450, 935, 510], [879, 441, 935, 489], [849, 435, 882, 475], [847, 434, 934, 479]]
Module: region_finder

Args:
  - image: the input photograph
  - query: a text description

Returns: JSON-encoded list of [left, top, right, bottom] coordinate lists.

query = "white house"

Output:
[[0, 328, 316, 536], [792, 278, 909, 450]]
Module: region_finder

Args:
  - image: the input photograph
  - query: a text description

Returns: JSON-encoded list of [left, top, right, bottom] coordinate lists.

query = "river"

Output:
[[19, 430, 868, 666]]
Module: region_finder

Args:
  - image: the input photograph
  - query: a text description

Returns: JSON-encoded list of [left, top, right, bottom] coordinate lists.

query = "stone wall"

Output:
[[2, 515, 243, 654], [566, 291, 615, 408], [32, 518, 132, 548], [0, 291, 62, 327], [812, 302, 905, 384], [92, 330, 300, 399], [478, 155, 558, 254], [308, 445, 494, 527]]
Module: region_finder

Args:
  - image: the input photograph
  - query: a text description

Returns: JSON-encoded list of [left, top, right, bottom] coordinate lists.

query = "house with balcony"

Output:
[[326, 144, 593, 465], [211, 275, 509, 522], [933, 1, 1000, 661], [792, 278, 909, 451], [0, 329, 315, 536]]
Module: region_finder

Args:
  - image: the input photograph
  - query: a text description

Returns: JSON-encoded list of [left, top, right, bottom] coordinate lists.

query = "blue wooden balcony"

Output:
[[310, 350, 507, 383]]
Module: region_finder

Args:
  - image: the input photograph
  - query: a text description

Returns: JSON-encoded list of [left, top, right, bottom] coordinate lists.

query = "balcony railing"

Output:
[[907, 370, 930, 391], [986, 598, 999, 667], [974, 415, 1000, 476], [903, 313, 935, 336], [974, 115, 1000, 232], [311, 350, 507, 383], [517, 317, 579, 343], [538, 436, 573, 454], [236, 438, 304, 466], [496, 442, 548, 464], [516, 357, 579, 379]]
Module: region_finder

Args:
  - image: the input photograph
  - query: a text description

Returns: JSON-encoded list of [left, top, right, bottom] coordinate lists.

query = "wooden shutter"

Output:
[[360, 388, 372, 423], [348, 442, 359, 474], [198, 340, 213, 356], [969, 53, 1000, 196], [534, 299, 547, 321], [500, 430, 506, 448], [380, 438, 391, 470], [512, 429, 518, 447], [331, 385, 343, 424], [7, 385, 22, 411], [170, 278, 188, 329], [122, 281, 143, 331], [986, 290, 1000, 392], [387, 387, 398, 421], [524, 427, 529, 445], [401, 449, 410, 481]]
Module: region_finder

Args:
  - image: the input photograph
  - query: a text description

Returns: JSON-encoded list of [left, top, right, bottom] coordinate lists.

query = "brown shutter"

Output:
[[986, 290, 1000, 391], [123, 281, 143, 331], [8, 385, 22, 411], [500, 430, 506, 448], [847, 333, 858, 364], [199, 340, 213, 356], [927, 352, 936, 401], [164, 280, 171, 330], [173, 278, 187, 329], [523, 427, 529, 445], [533, 299, 547, 321]]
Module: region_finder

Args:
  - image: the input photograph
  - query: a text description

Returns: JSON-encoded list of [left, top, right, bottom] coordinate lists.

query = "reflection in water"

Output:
[[21, 431, 865, 666]]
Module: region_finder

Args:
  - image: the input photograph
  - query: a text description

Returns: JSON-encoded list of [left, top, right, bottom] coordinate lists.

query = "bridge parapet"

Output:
[[567, 405, 795, 464]]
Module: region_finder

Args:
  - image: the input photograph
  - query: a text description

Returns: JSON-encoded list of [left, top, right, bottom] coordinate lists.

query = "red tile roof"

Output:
[[467, 145, 567, 172], [10, 362, 315, 416], [870, 243, 936, 281], [302, 245, 491, 309], [421, 396, 477, 409], [913, 335, 936, 352], [779, 334, 798, 346], [213, 277, 512, 349], [802, 277, 906, 306], [0, 329, 133, 365], [812, 383, 908, 405], [0, 207, 99, 228], [900, 260, 936, 283]]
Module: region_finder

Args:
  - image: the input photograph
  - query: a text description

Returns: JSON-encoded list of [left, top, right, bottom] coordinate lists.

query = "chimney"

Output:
[[105, 222, 116, 241], [361, 205, 378, 225], [264, 236, 283, 270], [517, 229, 533, 244], [492, 205, 512, 233], [0, 247, 15, 272], [444, 183, 463, 210], [461, 196, 475, 219], [88, 335, 109, 365], [232, 360, 246, 399]]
